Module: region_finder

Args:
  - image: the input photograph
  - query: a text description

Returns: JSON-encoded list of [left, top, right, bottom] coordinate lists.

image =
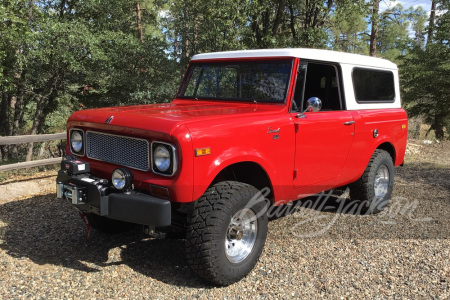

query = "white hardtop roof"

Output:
[[191, 48, 397, 70]]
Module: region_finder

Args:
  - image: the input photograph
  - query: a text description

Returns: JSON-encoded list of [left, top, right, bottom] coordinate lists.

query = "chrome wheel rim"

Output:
[[225, 208, 258, 263], [374, 165, 390, 199]]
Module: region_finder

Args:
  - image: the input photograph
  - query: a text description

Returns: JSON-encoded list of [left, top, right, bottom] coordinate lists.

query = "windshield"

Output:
[[177, 60, 293, 103]]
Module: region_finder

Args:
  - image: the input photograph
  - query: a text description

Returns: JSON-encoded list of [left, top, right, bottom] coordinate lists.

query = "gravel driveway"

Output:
[[1, 140, 449, 299]]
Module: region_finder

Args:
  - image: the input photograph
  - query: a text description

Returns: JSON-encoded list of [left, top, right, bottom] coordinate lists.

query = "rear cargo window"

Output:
[[352, 68, 395, 102]]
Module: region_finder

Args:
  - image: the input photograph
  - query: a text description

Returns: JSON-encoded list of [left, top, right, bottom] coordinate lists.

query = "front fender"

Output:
[[192, 147, 281, 202]]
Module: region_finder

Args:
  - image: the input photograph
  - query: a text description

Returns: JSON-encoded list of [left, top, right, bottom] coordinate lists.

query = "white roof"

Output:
[[191, 48, 397, 70]]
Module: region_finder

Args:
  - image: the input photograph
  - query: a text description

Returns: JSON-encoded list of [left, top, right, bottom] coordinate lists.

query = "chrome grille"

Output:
[[86, 131, 149, 171]]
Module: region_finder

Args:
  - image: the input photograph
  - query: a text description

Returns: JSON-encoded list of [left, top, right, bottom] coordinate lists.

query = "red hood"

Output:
[[68, 100, 285, 135]]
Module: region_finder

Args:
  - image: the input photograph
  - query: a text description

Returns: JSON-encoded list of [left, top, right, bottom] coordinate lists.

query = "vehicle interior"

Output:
[[292, 62, 343, 112]]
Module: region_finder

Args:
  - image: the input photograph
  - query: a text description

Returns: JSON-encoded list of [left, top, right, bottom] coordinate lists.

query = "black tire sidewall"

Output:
[[186, 182, 269, 285], [366, 152, 395, 213], [214, 190, 268, 283]]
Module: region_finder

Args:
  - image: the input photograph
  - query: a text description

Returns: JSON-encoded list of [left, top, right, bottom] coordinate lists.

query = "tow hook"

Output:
[[143, 225, 165, 239], [78, 211, 91, 239]]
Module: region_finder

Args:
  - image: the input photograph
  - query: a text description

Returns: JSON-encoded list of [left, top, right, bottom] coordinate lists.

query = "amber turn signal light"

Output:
[[195, 148, 211, 156], [149, 184, 170, 200]]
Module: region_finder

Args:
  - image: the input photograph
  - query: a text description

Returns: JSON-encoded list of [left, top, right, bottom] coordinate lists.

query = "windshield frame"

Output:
[[177, 58, 295, 104]]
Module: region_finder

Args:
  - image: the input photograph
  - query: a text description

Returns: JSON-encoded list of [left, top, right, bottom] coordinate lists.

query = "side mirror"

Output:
[[306, 97, 322, 112], [296, 97, 322, 118]]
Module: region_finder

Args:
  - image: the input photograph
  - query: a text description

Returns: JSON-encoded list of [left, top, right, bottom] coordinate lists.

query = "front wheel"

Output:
[[186, 181, 268, 286], [350, 149, 395, 214]]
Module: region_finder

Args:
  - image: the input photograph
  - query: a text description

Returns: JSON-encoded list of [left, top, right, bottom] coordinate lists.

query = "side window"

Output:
[[291, 62, 342, 112], [352, 68, 395, 102]]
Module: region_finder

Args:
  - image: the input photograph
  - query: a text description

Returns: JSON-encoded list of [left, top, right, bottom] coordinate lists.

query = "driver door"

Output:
[[291, 62, 355, 192]]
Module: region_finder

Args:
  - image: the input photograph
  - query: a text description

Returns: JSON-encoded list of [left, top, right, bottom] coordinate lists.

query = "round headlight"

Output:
[[154, 145, 170, 172], [71, 131, 83, 153], [112, 168, 133, 190]]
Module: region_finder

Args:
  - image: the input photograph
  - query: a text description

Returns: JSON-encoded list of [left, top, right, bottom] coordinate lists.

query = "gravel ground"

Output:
[[0, 139, 449, 299]]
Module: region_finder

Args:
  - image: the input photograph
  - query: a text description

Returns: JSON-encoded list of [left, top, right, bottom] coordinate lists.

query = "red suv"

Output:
[[57, 48, 408, 285]]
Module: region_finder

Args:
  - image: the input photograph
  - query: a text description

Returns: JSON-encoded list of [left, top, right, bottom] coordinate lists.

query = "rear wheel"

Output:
[[350, 149, 394, 214], [186, 181, 268, 286]]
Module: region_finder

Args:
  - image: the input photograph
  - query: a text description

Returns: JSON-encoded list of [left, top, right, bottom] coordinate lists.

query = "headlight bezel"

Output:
[[151, 141, 177, 176], [69, 128, 85, 156]]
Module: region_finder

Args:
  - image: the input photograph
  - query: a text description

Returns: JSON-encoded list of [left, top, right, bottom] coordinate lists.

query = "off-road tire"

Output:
[[86, 213, 136, 234], [186, 181, 269, 286], [350, 149, 395, 214]]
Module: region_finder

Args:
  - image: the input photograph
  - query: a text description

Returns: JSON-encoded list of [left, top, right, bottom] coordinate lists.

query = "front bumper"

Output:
[[56, 170, 171, 227]]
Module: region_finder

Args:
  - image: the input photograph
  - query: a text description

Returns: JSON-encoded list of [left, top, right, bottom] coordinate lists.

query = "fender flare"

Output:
[[192, 147, 281, 201]]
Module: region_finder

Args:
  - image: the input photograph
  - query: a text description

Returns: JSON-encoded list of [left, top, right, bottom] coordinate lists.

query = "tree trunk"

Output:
[[433, 125, 444, 140], [272, 0, 286, 35], [28, 0, 34, 21], [136, 2, 143, 43], [289, 5, 297, 42], [1, 91, 12, 160], [193, 15, 198, 54], [38, 142, 46, 158], [262, 9, 270, 37], [25, 97, 45, 161], [304, 0, 310, 28], [173, 34, 178, 58], [317, 0, 333, 28], [181, 7, 190, 61], [251, 18, 262, 47], [59, 0, 66, 18], [1, 93, 12, 136], [369, 0, 380, 57], [10, 70, 27, 158], [25, 74, 58, 161], [434, 117, 444, 140], [12, 82, 25, 136], [427, 1, 437, 46]]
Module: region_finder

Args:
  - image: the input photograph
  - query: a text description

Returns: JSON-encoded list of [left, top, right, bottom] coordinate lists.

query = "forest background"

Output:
[[1, 0, 449, 163]]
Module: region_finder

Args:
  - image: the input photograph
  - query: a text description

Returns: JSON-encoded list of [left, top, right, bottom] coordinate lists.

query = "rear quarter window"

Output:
[[352, 68, 395, 103]]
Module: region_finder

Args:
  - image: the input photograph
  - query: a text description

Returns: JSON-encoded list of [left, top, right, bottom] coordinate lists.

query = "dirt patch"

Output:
[[0, 170, 56, 203]]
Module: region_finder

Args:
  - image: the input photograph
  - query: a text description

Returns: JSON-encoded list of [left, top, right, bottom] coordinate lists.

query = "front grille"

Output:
[[86, 131, 149, 171]]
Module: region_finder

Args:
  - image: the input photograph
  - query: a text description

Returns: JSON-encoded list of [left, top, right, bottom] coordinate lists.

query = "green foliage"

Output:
[[407, 5, 428, 49], [401, 43, 450, 140], [329, 0, 368, 53], [435, 0, 450, 45], [376, 4, 411, 61], [0, 0, 448, 163], [401, 1, 450, 140]]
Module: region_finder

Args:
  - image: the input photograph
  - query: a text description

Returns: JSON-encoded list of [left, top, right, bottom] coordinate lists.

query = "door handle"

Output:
[[344, 121, 355, 125]]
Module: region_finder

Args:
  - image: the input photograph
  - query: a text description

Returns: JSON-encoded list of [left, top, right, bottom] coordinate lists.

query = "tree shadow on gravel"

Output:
[[396, 162, 450, 194], [268, 173, 450, 240], [0, 194, 211, 288], [268, 190, 367, 219]]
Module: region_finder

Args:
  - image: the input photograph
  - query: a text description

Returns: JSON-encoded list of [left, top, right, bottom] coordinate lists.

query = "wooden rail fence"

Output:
[[0, 133, 66, 172]]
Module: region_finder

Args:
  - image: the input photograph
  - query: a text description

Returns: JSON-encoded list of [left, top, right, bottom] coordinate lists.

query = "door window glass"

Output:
[[292, 62, 342, 111]]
